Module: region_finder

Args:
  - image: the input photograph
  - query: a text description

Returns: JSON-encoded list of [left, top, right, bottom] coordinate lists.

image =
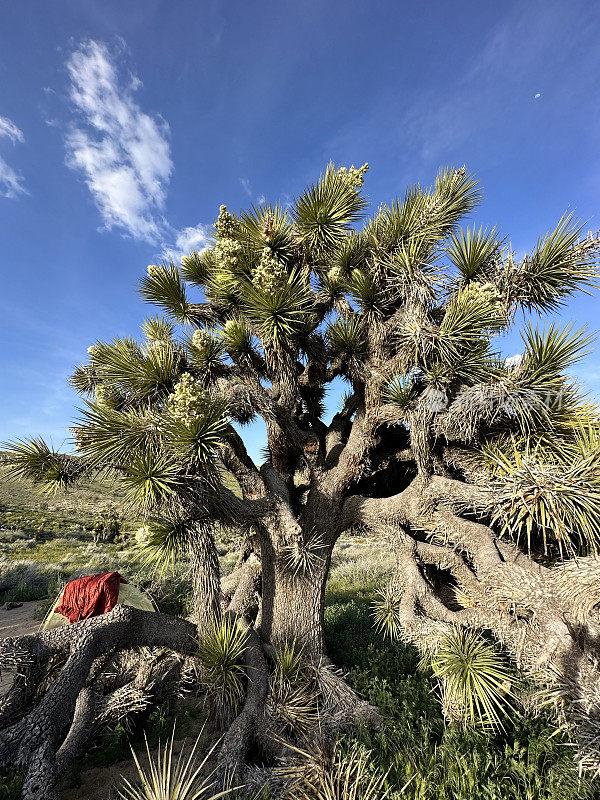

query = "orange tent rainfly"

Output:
[[53, 571, 127, 624]]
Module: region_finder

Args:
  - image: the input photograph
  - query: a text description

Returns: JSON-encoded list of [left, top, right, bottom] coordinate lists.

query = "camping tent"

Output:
[[40, 579, 157, 632]]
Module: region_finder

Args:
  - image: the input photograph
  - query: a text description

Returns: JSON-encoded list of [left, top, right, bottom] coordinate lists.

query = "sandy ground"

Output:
[[0, 600, 41, 699]]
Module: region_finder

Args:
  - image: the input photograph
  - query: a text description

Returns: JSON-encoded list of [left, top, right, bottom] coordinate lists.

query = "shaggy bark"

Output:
[[343, 471, 600, 770], [189, 523, 222, 632], [0, 607, 197, 800]]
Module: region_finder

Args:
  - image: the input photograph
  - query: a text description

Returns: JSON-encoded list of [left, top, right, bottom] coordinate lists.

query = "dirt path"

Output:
[[0, 600, 41, 699]]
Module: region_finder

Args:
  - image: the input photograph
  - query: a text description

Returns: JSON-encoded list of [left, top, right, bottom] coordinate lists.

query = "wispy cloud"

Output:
[[0, 116, 24, 144], [161, 223, 211, 262], [240, 177, 252, 196], [65, 40, 173, 244], [63, 40, 210, 259], [0, 114, 27, 198]]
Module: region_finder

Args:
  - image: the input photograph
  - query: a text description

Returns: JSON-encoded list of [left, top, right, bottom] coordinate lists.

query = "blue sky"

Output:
[[1, 0, 599, 463]]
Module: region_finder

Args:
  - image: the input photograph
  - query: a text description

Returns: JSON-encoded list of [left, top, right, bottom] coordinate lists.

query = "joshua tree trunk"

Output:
[[259, 545, 332, 657], [189, 523, 221, 633]]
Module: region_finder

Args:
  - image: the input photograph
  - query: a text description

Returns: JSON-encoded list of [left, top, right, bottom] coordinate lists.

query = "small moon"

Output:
[[534, 93, 541, 99]]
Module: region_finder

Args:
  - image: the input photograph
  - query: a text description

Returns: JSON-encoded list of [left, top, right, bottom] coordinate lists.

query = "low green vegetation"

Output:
[[1, 478, 598, 798], [324, 569, 599, 800]]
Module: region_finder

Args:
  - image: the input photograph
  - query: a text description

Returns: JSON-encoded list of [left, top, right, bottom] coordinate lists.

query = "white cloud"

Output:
[[240, 177, 252, 196], [0, 115, 26, 198], [0, 115, 24, 144], [0, 157, 27, 198], [162, 223, 211, 262], [504, 353, 523, 369], [65, 40, 173, 244]]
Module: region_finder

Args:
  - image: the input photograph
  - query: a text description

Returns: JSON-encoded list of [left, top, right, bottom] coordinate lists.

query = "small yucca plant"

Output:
[[278, 740, 390, 800], [118, 727, 233, 800], [282, 531, 327, 577], [273, 640, 305, 687], [197, 618, 248, 727], [427, 627, 517, 730], [267, 641, 319, 738], [371, 587, 402, 639]]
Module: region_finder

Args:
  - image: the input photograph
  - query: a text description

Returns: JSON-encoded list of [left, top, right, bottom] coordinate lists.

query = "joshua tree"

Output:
[[3, 163, 600, 798]]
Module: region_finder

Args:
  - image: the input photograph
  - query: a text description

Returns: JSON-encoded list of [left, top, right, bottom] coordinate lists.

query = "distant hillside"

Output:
[[0, 474, 137, 534], [0, 463, 241, 535]]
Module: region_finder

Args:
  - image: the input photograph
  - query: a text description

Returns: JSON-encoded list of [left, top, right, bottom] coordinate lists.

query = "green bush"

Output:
[[324, 583, 599, 800], [0, 773, 23, 800]]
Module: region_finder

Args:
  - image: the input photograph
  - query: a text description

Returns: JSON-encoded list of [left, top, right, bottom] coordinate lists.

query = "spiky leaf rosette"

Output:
[[427, 627, 517, 731], [196, 617, 248, 728], [481, 435, 600, 556], [292, 162, 368, 259], [241, 269, 314, 348], [140, 263, 192, 323], [1, 437, 89, 494]]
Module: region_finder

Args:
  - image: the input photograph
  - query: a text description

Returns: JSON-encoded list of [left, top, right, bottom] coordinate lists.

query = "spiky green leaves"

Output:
[[518, 322, 593, 398], [220, 317, 255, 360], [139, 264, 191, 323], [118, 726, 228, 800], [428, 628, 516, 730], [348, 268, 378, 313], [441, 283, 506, 346], [382, 375, 418, 411], [482, 437, 600, 556], [121, 452, 180, 508], [292, 162, 368, 258], [185, 329, 226, 382], [430, 166, 482, 239], [241, 269, 313, 346], [70, 364, 96, 395], [196, 617, 248, 727], [74, 372, 228, 510], [448, 226, 503, 284], [506, 214, 600, 312], [371, 586, 402, 639], [1, 438, 88, 494], [87, 337, 181, 406], [162, 373, 229, 464], [326, 314, 365, 359], [137, 518, 191, 572], [77, 403, 160, 467], [240, 202, 296, 262], [142, 315, 175, 342], [162, 402, 229, 466], [180, 248, 212, 286]]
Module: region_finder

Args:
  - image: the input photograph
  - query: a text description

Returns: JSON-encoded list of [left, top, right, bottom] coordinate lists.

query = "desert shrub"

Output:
[[0, 772, 23, 800], [0, 557, 60, 603], [323, 580, 600, 799], [279, 740, 390, 800]]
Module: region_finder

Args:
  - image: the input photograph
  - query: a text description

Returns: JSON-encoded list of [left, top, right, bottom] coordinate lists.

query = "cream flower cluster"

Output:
[[165, 372, 206, 423], [464, 280, 502, 307], [215, 205, 236, 238], [94, 384, 120, 409], [338, 162, 369, 189], [192, 328, 214, 353], [213, 206, 242, 274], [253, 247, 288, 293]]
